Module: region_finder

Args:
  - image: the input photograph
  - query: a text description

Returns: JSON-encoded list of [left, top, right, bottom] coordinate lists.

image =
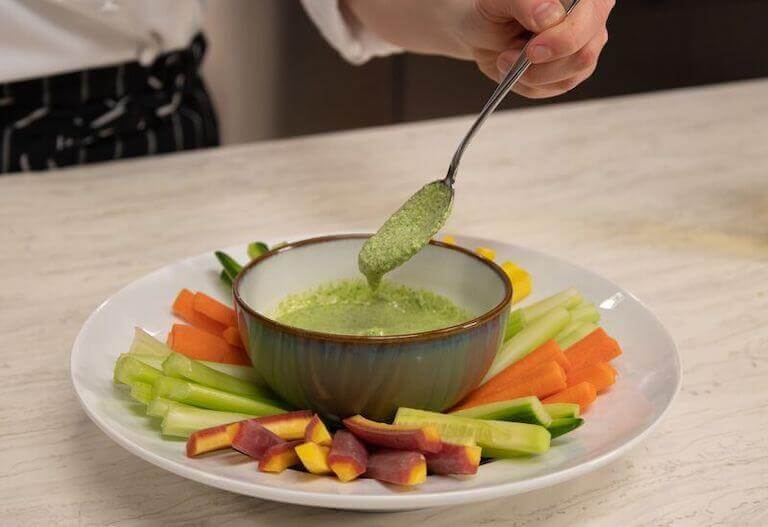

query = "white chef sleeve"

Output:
[[300, 0, 402, 65]]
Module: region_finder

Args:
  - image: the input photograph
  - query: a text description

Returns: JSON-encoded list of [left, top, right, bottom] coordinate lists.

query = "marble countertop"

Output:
[[1, 79, 766, 526]]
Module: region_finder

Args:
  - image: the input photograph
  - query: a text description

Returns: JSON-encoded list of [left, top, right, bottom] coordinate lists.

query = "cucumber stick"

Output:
[[505, 288, 582, 340], [485, 307, 571, 383], [152, 376, 285, 416], [162, 352, 270, 399], [394, 408, 550, 457], [547, 417, 584, 439], [451, 397, 552, 427], [543, 403, 580, 419]]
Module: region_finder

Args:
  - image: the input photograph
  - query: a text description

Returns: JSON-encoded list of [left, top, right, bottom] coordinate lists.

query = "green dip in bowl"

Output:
[[233, 234, 512, 422]]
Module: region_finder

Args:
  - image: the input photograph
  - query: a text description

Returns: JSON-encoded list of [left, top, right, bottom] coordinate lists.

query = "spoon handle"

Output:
[[445, 0, 582, 186]]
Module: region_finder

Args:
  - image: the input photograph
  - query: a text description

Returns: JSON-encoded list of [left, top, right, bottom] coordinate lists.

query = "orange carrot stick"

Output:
[[172, 289, 196, 324], [564, 328, 622, 372], [543, 381, 597, 411], [452, 361, 567, 411], [167, 324, 250, 365], [566, 362, 616, 393], [222, 326, 244, 349], [193, 292, 238, 328], [468, 340, 569, 404]]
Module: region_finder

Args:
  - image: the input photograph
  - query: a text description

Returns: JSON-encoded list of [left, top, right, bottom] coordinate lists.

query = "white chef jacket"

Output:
[[0, 0, 401, 84]]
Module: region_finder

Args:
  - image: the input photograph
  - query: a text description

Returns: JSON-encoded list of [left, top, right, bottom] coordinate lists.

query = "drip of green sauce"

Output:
[[272, 279, 471, 336], [358, 180, 453, 289]]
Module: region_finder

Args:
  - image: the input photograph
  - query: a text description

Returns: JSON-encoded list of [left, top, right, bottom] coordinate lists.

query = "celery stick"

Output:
[[504, 288, 582, 341], [147, 397, 175, 418], [161, 404, 253, 438], [130, 382, 153, 405], [162, 352, 270, 399], [556, 322, 598, 350], [198, 361, 262, 384], [555, 303, 600, 344], [152, 376, 285, 416], [544, 403, 580, 419], [129, 328, 172, 358], [114, 354, 163, 386], [128, 328, 265, 386], [568, 303, 600, 324], [484, 307, 571, 383], [524, 288, 582, 323], [503, 309, 526, 340]]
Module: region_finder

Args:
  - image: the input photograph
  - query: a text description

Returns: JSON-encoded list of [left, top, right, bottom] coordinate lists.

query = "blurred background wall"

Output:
[[203, 0, 767, 146]]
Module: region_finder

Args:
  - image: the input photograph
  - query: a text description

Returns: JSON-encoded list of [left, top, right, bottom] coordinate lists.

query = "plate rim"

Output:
[[70, 232, 682, 510]]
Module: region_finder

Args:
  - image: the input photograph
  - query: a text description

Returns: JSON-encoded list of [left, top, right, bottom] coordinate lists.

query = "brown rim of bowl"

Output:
[[232, 234, 513, 344]]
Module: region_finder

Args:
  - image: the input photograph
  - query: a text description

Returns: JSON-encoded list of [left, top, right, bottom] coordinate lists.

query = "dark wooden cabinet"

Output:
[[272, 0, 766, 138]]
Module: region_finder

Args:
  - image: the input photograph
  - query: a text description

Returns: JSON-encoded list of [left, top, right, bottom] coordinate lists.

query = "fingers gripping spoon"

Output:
[[359, 1, 582, 288]]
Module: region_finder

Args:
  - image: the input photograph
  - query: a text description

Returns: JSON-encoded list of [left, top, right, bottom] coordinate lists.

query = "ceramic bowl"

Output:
[[233, 234, 511, 421]]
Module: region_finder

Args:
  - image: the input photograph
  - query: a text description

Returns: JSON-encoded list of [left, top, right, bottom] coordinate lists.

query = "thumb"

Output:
[[478, 0, 566, 33]]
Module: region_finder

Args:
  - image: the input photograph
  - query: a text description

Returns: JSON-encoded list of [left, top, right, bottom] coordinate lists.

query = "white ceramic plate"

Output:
[[70, 233, 681, 511]]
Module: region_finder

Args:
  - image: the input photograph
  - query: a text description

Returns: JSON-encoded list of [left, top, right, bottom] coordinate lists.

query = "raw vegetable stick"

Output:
[[161, 403, 254, 438], [547, 417, 584, 439], [152, 376, 286, 416], [505, 287, 582, 340], [555, 303, 600, 342], [454, 361, 567, 411], [172, 289, 196, 324], [556, 322, 599, 350], [543, 403, 580, 419], [194, 292, 237, 328], [425, 442, 482, 475], [451, 396, 552, 427], [129, 328, 262, 384], [543, 382, 597, 411], [483, 307, 571, 383], [328, 430, 368, 482], [566, 362, 617, 393], [130, 381, 153, 404], [563, 327, 622, 371], [365, 450, 427, 486], [394, 408, 551, 456], [172, 290, 224, 335], [222, 326, 244, 349], [161, 351, 269, 398], [467, 340, 568, 403], [114, 354, 163, 386], [168, 324, 250, 365]]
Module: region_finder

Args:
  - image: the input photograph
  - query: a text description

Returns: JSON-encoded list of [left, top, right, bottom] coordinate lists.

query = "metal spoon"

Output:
[[359, 1, 582, 285], [444, 0, 583, 187]]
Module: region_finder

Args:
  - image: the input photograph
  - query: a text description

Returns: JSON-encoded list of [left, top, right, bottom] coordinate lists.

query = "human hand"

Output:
[[456, 0, 614, 98]]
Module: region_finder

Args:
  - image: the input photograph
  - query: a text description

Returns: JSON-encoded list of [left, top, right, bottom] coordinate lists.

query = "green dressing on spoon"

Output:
[[358, 180, 454, 289]]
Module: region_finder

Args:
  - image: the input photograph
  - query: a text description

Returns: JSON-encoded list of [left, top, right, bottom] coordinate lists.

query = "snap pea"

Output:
[[215, 251, 243, 283]]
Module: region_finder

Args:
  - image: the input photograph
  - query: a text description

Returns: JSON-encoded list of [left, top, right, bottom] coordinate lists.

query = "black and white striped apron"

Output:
[[0, 34, 218, 175]]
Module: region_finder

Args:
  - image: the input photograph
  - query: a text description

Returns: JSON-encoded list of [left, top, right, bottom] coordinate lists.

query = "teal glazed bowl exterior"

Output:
[[233, 234, 512, 422]]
